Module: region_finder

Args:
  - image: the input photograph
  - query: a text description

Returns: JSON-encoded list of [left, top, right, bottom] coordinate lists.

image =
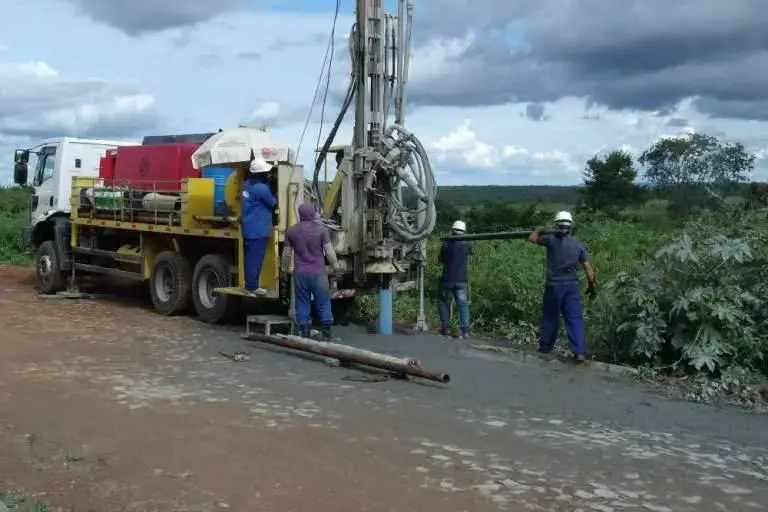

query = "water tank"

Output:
[[202, 166, 236, 216]]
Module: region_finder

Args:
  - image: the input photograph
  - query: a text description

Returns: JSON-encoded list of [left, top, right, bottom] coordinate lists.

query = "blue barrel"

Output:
[[202, 166, 235, 216]]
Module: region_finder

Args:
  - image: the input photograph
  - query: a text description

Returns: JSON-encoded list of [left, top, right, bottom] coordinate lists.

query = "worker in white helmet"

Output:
[[240, 157, 278, 296], [528, 211, 596, 363], [437, 220, 472, 338]]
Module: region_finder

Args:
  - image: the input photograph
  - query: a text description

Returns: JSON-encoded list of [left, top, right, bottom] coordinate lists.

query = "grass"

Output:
[[0, 491, 54, 512], [0, 187, 32, 265]]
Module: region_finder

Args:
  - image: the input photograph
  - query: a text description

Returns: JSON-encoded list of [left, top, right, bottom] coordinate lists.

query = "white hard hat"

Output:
[[554, 211, 573, 225], [452, 220, 466, 233], [249, 157, 270, 174]]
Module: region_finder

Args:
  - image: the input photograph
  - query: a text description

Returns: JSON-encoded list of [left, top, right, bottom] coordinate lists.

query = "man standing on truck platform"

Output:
[[281, 203, 342, 340], [241, 157, 278, 296], [528, 211, 596, 363], [437, 220, 472, 339]]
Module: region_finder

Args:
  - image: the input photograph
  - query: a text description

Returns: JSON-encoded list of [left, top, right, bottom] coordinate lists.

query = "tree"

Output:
[[638, 133, 755, 214], [434, 200, 463, 231], [580, 149, 639, 216]]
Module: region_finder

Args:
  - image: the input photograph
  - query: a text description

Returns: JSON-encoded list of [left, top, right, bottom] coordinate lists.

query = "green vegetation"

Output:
[[0, 186, 31, 265], [0, 490, 54, 512]]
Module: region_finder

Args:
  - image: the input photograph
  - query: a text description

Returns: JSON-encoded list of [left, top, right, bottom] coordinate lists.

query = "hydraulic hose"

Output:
[[310, 16, 438, 244]]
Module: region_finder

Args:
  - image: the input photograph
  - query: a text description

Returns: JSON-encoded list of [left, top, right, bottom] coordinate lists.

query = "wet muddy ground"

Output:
[[0, 265, 766, 511]]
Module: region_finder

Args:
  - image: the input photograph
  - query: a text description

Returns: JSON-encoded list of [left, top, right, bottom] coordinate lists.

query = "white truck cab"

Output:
[[14, 137, 140, 231], [13, 137, 139, 291]]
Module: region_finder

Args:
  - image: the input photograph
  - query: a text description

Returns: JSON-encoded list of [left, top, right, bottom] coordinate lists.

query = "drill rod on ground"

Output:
[[441, 229, 553, 242], [247, 333, 451, 383]]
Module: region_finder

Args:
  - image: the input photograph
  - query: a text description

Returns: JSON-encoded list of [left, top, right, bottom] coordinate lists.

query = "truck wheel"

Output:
[[192, 254, 236, 324], [150, 251, 192, 315], [36, 240, 67, 294]]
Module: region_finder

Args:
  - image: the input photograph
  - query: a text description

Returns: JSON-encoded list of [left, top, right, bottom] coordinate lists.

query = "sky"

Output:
[[2, 0, 768, 186]]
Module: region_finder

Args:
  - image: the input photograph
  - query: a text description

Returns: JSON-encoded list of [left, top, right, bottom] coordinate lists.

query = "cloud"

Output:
[[268, 33, 328, 52], [430, 119, 581, 178], [63, 0, 249, 35], [408, 0, 768, 121], [0, 60, 158, 140], [525, 103, 547, 121], [237, 51, 261, 61]]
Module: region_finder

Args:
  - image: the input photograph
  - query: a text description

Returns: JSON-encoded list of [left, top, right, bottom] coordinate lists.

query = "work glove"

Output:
[[332, 262, 344, 277], [586, 282, 597, 299]]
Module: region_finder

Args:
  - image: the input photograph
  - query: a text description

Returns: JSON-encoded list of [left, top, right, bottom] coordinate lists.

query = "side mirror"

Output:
[[13, 163, 28, 185], [14, 149, 29, 164]]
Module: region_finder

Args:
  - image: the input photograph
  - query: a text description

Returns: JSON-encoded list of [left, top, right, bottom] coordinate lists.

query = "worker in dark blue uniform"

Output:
[[528, 211, 596, 363], [437, 220, 472, 338], [241, 157, 278, 296]]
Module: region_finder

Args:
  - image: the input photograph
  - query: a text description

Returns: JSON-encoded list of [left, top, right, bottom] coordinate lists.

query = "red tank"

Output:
[[98, 149, 117, 181], [100, 143, 201, 192]]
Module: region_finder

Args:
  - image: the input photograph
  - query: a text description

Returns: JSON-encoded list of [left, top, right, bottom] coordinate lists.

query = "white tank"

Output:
[[142, 192, 180, 212]]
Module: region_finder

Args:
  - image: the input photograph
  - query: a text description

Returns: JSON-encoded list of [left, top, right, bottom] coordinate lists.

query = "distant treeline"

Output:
[[432, 185, 582, 205]]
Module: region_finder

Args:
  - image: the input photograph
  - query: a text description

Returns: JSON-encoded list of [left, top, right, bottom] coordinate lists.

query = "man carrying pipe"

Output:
[[437, 220, 472, 338], [241, 157, 278, 297], [281, 203, 343, 340], [528, 211, 596, 363]]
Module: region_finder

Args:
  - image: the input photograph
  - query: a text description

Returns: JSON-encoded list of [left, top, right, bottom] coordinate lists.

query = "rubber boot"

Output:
[[320, 324, 333, 342], [297, 324, 311, 338]]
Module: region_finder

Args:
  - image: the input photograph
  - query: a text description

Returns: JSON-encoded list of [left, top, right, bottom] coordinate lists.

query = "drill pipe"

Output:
[[247, 333, 451, 383], [441, 229, 553, 242]]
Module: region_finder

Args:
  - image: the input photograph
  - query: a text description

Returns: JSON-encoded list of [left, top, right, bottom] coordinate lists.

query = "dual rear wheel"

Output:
[[150, 252, 237, 323]]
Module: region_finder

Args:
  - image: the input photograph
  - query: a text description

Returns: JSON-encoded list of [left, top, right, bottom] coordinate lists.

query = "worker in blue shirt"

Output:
[[241, 157, 278, 296], [437, 220, 472, 338], [528, 211, 596, 363]]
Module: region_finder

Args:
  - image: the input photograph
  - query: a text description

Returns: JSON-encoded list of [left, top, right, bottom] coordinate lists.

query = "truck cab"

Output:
[[14, 137, 140, 245], [13, 137, 139, 291]]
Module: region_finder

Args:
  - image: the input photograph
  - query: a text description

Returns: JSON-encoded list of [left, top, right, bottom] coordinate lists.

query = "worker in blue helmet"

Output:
[[241, 157, 278, 296]]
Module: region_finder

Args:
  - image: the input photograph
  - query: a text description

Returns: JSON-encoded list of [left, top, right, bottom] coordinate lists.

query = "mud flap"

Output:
[[52, 218, 72, 272]]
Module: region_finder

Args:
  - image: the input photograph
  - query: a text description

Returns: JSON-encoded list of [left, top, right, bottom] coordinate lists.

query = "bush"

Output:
[[0, 187, 31, 264], [591, 221, 768, 376]]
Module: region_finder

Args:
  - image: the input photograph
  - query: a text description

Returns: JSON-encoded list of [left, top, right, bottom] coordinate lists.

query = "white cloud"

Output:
[[249, 101, 281, 122], [0, 59, 157, 139], [430, 119, 581, 177]]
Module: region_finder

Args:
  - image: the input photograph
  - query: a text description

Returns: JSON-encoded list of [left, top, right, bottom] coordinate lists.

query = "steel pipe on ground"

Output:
[[247, 333, 450, 384]]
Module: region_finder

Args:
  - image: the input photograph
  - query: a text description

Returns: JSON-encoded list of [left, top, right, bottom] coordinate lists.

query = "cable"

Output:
[[295, 0, 340, 167], [314, 0, 341, 169]]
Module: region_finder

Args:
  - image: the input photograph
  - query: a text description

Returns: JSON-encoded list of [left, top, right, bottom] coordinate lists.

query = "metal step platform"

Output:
[[246, 314, 294, 337]]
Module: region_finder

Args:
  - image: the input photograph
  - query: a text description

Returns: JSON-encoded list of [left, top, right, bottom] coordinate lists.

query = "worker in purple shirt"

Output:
[[281, 203, 342, 340], [528, 211, 596, 363]]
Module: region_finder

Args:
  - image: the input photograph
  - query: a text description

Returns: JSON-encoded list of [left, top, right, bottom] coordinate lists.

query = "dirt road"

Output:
[[0, 266, 766, 511]]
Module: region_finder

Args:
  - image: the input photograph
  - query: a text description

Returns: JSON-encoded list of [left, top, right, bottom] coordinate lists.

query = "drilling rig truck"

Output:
[[12, 0, 437, 329]]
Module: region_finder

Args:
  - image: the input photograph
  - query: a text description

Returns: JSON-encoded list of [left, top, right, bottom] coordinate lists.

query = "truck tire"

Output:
[[150, 251, 192, 316], [192, 254, 237, 324], [36, 240, 67, 294]]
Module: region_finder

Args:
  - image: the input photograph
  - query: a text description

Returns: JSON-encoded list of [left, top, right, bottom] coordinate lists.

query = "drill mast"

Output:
[[313, 0, 436, 322]]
